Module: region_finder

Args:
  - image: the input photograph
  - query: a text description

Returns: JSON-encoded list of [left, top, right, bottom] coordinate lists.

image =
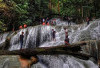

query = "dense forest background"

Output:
[[0, 0, 100, 32]]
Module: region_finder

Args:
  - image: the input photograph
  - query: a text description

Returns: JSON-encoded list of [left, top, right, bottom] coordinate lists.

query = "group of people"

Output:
[[18, 16, 92, 68], [19, 29, 57, 50], [65, 16, 91, 25], [41, 18, 57, 26], [19, 24, 27, 29], [42, 17, 50, 25], [19, 28, 70, 50], [51, 28, 69, 46], [42, 17, 72, 26], [19, 16, 91, 50], [19, 26, 70, 68]]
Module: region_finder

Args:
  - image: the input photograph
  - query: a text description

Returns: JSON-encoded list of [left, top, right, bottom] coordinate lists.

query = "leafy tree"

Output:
[[0, 0, 100, 32]]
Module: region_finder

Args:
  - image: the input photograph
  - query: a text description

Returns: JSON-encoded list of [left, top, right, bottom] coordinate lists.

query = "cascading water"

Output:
[[49, 18, 76, 26], [0, 19, 99, 68], [33, 55, 98, 68], [9, 25, 55, 50], [0, 33, 9, 45], [31, 20, 99, 68]]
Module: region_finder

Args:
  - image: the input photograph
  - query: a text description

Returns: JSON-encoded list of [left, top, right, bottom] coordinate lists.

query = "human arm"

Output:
[[65, 41, 70, 46]]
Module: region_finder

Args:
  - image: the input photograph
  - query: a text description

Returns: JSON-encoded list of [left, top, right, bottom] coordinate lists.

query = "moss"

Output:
[[2, 37, 10, 50], [0, 31, 18, 50], [37, 49, 46, 51], [14, 31, 17, 35]]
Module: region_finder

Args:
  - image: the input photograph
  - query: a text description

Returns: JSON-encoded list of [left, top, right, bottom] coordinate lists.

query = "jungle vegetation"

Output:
[[0, 0, 100, 32]]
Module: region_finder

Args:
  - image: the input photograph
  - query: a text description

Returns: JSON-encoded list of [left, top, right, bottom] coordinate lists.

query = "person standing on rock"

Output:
[[20, 32, 24, 50], [65, 28, 68, 37], [65, 35, 70, 46], [86, 17, 90, 25], [46, 17, 49, 24], [68, 17, 71, 26], [42, 18, 45, 25], [64, 28, 70, 46], [52, 29, 56, 41]]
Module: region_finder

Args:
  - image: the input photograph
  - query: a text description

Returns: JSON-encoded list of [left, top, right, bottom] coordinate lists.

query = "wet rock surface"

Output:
[[0, 55, 20, 68]]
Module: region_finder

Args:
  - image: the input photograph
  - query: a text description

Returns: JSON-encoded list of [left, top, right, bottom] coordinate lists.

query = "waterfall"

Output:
[[49, 18, 76, 26], [2, 58, 9, 68], [9, 25, 55, 50], [0, 19, 99, 68], [32, 55, 98, 68], [0, 33, 9, 45], [0, 32, 14, 47]]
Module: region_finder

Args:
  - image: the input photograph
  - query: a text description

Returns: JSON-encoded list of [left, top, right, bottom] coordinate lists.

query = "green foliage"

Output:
[[0, 0, 100, 32], [0, 21, 7, 32]]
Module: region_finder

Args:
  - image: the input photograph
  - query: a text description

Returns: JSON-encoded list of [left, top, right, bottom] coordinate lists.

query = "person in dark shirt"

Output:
[[20, 32, 24, 50], [52, 29, 56, 41], [46, 17, 49, 24], [65, 35, 70, 46], [68, 17, 71, 26], [64, 28, 70, 46], [86, 17, 90, 25]]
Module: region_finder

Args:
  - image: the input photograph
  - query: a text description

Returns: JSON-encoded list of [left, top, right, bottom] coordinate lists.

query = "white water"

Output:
[[0, 19, 99, 68], [49, 18, 76, 26], [0, 33, 9, 45]]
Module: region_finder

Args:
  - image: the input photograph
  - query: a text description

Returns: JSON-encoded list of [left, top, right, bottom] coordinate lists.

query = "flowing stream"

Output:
[[0, 19, 99, 68]]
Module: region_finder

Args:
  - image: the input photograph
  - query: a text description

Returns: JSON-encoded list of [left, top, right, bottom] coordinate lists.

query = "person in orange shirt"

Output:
[[42, 22, 45, 25], [24, 24, 27, 28], [19, 26, 23, 29]]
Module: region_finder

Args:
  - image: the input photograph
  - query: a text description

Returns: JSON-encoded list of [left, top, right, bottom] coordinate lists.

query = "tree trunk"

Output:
[[0, 44, 91, 60], [0, 39, 98, 60], [49, 0, 52, 10], [58, 0, 60, 14]]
